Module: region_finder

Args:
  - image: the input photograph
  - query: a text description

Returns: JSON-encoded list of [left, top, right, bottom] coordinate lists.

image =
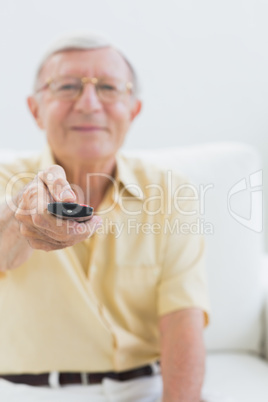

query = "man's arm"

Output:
[[159, 308, 205, 402], [0, 199, 34, 271], [0, 165, 101, 272]]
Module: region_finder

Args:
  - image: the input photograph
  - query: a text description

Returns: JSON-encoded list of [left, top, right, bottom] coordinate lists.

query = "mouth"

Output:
[[70, 126, 107, 132]]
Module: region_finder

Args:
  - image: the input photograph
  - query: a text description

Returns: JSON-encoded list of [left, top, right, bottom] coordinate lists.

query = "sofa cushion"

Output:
[[203, 353, 268, 402]]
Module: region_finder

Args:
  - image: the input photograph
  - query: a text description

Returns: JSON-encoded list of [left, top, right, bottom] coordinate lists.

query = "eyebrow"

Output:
[[55, 65, 131, 79]]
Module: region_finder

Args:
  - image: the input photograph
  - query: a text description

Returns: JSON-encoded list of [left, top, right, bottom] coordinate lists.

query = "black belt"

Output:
[[0, 363, 159, 387]]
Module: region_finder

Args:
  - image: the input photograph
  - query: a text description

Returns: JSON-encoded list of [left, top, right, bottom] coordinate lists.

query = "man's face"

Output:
[[28, 48, 141, 164]]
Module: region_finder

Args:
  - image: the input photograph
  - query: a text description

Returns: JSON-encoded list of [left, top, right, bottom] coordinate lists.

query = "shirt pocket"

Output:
[[115, 263, 162, 311], [117, 263, 161, 286]]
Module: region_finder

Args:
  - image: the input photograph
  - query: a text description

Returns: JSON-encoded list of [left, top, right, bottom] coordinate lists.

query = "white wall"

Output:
[[0, 0, 267, 247]]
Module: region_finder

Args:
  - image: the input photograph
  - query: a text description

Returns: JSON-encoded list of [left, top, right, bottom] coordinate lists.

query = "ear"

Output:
[[27, 96, 45, 130], [130, 99, 142, 122]]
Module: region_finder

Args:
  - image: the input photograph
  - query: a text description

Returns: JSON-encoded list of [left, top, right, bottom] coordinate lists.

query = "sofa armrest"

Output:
[[261, 253, 268, 360]]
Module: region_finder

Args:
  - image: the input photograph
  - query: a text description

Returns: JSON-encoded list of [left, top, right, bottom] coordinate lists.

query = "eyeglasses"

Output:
[[35, 76, 134, 103]]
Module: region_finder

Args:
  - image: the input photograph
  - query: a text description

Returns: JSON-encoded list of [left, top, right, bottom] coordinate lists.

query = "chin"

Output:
[[75, 143, 113, 161]]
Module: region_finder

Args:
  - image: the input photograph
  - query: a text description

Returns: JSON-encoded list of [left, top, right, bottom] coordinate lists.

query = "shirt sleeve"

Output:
[[157, 178, 210, 326], [0, 160, 35, 279], [0, 160, 36, 206]]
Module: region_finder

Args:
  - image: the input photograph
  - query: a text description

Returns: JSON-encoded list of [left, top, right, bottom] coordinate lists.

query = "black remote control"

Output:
[[47, 202, 94, 222]]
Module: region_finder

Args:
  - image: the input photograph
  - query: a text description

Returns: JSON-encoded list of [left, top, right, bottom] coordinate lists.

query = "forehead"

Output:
[[39, 48, 132, 81]]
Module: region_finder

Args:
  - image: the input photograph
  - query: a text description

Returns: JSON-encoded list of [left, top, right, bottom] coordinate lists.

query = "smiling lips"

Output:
[[71, 126, 107, 132]]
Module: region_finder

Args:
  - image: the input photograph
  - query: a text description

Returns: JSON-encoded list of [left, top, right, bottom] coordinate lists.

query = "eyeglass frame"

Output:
[[35, 76, 134, 103]]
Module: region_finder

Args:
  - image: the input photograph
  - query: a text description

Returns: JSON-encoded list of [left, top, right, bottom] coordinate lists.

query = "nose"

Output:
[[73, 82, 103, 114]]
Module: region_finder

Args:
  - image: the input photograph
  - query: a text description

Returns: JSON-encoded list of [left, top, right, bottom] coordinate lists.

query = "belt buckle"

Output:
[[80, 372, 89, 385], [150, 362, 161, 375], [48, 371, 60, 388]]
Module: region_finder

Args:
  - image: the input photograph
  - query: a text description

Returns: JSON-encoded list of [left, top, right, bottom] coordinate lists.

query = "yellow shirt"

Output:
[[0, 146, 209, 374]]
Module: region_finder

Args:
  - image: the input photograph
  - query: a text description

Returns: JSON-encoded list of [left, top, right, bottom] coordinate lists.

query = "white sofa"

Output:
[[125, 142, 268, 402], [1, 142, 268, 401]]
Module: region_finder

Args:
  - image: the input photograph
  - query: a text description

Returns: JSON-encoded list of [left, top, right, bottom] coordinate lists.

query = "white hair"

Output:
[[34, 33, 140, 95]]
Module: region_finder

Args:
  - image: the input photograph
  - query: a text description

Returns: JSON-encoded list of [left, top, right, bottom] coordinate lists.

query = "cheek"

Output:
[[42, 100, 71, 131], [106, 103, 132, 131]]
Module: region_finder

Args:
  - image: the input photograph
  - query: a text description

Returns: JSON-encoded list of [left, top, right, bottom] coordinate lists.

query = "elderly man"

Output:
[[0, 34, 210, 402]]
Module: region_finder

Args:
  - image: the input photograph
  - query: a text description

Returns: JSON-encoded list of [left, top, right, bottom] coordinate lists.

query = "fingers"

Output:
[[13, 164, 102, 252], [18, 214, 103, 251], [15, 180, 48, 217], [15, 164, 76, 221], [20, 214, 102, 241], [38, 165, 76, 202]]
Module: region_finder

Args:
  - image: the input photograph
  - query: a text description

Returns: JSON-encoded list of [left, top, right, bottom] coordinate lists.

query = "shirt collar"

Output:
[[40, 144, 56, 170], [39, 146, 143, 201], [115, 152, 144, 200]]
